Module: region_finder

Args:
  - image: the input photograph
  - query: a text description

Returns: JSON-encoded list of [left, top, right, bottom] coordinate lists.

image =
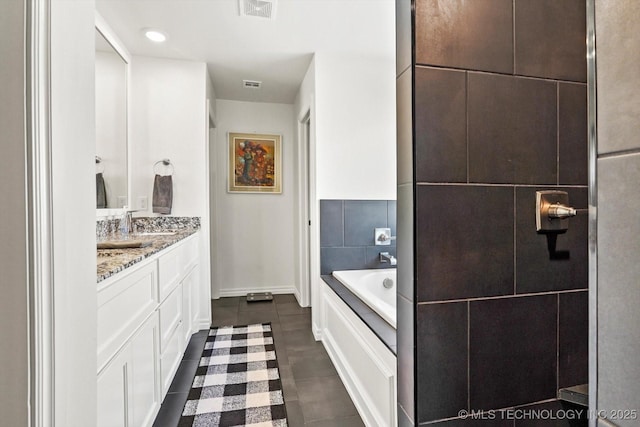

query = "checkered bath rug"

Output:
[[179, 323, 288, 427]]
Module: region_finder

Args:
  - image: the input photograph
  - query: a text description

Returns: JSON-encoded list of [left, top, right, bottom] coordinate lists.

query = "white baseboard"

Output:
[[217, 286, 297, 298], [293, 287, 302, 306], [312, 322, 322, 341], [195, 318, 211, 331]]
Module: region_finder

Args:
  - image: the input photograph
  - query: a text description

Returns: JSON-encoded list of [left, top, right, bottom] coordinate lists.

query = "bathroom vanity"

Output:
[[96, 225, 206, 427]]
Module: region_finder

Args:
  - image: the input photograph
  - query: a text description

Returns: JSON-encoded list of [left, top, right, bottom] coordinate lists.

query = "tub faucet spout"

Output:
[[379, 252, 397, 266]]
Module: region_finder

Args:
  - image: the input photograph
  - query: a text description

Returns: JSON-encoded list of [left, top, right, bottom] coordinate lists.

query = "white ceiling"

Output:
[[96, 0, 396, 104]]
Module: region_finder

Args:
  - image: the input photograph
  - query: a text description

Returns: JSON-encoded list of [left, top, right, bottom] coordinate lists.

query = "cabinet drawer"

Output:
[[98, 261, 158, 371], [158, 243, 183, 301], [159, 284, 182, 353]]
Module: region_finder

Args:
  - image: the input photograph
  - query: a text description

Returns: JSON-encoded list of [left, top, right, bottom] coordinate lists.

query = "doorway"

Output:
[[297, 111, 312, 308]]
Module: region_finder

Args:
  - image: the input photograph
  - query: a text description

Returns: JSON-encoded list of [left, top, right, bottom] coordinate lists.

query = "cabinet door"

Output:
[[158, 244, 183, 302], [182, 270, 192, 347], [130, 312, 160, 427], [97, 344, 132, 427], [159, 283, 182, 353], [189, 264, 201, 328], [159, 284, 184, 397]]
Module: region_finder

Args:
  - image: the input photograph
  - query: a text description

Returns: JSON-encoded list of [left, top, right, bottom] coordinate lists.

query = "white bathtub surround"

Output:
[[332, 269, 397, 328], [319, 279, 397, 427]]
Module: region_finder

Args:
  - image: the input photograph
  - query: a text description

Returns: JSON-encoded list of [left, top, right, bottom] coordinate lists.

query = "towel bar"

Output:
[[153, 159, 174, 175]]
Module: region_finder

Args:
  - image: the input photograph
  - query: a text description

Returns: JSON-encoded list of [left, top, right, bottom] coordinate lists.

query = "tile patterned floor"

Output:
[[152, 294, 364, 427]]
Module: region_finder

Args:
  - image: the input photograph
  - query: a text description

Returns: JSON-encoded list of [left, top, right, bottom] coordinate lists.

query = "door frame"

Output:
[[26, 0, 55, 424], [296, 100, 317, 309]]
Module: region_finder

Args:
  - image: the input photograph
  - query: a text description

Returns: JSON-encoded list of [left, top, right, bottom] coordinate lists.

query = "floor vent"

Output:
[[243, 79, 262, 89], [239, 0, 277, 20]]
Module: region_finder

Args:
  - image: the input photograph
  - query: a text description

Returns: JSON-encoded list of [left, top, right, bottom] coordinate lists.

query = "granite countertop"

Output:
[[97, 217, 200, 283]]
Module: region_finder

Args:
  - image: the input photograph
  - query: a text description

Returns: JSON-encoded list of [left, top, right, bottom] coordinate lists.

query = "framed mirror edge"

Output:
[[95, 11, 131, 64], [96, 11, 132, 216]]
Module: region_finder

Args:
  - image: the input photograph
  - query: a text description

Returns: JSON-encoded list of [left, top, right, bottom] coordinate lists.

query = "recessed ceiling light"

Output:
[[143, 29, 167, 43]]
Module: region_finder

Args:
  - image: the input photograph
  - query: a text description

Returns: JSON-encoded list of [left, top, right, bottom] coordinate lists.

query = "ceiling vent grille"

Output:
[[243, 80, 262, 89], [239, 0, 277, 20]]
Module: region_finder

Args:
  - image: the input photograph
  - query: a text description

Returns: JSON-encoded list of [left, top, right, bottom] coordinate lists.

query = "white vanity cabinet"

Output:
[[97, 233, 204, 427], [97, 302, 160, 427]]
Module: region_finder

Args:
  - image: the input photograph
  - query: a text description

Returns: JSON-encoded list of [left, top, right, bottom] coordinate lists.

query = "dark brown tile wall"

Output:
[[415, 67, 467, 183], [514, 0, 587, 82], [467, 73, 557, 185], [416, 185, 514, 301], [399, 0, 588, 424], [416, 302, 468, 421], [415, 0, 514, 74], [558, 291, 589, 389], [469, 295, 558, 410], [559, 83, 588, 185]]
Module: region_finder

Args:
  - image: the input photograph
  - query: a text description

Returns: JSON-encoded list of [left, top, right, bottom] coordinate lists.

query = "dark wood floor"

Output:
[[152, 294, 364, 426]]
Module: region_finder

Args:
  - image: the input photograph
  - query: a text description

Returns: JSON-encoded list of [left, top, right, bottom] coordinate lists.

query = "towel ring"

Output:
[[95, 156, 105, 174], [153, 158, 174, 176]]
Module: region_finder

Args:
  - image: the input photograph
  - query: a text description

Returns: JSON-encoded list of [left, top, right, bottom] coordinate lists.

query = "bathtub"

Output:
[[332, 268, 397, 329], [320, 270, 397, 426]]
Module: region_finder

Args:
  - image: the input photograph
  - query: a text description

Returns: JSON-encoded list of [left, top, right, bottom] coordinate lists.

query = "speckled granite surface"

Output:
[[97, 217, 200, 283]]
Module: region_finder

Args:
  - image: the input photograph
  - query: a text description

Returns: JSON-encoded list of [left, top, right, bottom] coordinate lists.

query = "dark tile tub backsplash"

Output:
[[320, 200, 396, 274]]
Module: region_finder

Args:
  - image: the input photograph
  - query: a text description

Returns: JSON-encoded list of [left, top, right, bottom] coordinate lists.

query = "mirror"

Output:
[[95, 19, 129, 210]]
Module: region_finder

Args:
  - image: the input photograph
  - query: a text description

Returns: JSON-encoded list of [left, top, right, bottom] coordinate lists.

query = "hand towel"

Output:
[[96, 173, 107, 208], [152, 174, 173, 214]]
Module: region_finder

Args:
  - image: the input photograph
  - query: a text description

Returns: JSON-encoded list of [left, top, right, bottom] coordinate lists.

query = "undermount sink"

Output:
[[97, 250, 126, 257], [133, 231, 177, 236], [97, 240, 153, 249]]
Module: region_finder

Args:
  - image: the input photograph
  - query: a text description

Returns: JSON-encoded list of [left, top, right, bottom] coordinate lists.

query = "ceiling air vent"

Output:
[[239, 0, 277, 20], [243, 80, 262, 89]]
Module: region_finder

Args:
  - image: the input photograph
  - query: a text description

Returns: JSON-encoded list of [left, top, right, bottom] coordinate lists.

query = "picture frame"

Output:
[[228, 132, 282, 193]]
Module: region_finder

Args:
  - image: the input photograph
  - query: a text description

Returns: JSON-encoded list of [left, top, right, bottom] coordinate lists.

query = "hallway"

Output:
[[153, 295, 364, 426]]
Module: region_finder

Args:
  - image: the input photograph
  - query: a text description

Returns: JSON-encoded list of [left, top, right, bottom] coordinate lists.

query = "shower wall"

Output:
[[396, 0, 589, 425], [595, 1, 640, 424]]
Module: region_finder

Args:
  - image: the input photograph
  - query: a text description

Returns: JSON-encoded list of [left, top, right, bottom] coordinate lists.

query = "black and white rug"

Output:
[[179, 323, 288, 427]]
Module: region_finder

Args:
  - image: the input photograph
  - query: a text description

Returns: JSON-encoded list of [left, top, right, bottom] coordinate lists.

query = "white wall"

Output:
[[51, 0, 98, 424], [213, 99, 297, 297], [130, 56, 208, 216], [130, 55, 212, 325], [0, 0, 29, 424], [314, 52, 397, 200], [293, 52, 396, 324]]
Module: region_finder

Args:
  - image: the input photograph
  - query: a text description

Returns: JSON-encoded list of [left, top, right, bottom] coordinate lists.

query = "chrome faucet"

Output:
[[379, 252, 397, 266], [119, 207, 133, 237]]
